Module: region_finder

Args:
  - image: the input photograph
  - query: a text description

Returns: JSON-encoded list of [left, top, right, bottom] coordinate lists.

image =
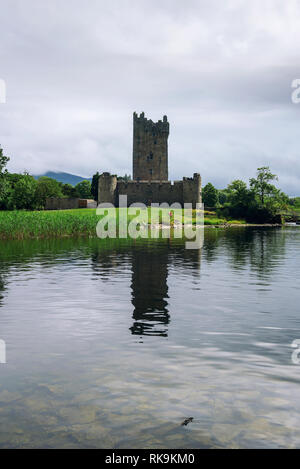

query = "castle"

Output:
[[98, 113, 202, 207]]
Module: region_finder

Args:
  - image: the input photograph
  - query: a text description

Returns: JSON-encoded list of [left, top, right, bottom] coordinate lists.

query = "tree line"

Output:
[[0, 148, 134, 210], [202, 167, 290, 223], [0, 146, 293, 221], [0, 147, 102, 210]]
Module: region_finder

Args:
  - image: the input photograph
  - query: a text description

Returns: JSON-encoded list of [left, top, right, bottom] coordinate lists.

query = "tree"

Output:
[[7, 173, 24, 189], [227, 180, 252, 206], [117, 174, 132, 182], [91, 172, 100, 201], [202, 182, 218, 207], [250, 166, 278, 205], [289, 197, 300, 208], [264, 188, 289, 212], [223, 179, 254, 219], [11, 174, 37, 210], [1, 173, 25, 209], [218, 189, 229, 205], [35, 177, 63, 208], [61, 183, 79, 198], [0, 146, 10, 207], [75, 180, 92, 199]]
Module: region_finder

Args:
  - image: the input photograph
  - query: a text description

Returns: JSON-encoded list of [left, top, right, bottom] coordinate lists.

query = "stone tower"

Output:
[[98, 172, 117, 205], [133, 112, 169, 181]]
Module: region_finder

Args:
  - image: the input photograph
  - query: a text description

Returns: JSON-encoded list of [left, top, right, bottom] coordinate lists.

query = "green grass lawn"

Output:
[[0, 208, 245, 240]]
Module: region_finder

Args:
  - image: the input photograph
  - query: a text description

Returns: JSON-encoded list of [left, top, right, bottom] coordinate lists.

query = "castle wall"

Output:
[[45, 198, 80, 210], [117, 180, 183, 206], [182, 173, 202, 208], [45, 198, 97, 210], [133, 112, 169, 181], [98, 173, 201, 208]]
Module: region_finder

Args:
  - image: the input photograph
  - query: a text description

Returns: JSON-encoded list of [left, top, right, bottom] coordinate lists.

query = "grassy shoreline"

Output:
[[0, 208, 278, 241]]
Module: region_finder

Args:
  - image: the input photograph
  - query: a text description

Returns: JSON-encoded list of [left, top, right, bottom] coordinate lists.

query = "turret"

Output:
[[183, 173, 202, 208], [98, 172, 117, 205]]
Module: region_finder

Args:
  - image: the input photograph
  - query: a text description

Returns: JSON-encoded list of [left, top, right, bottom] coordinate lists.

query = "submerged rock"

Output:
[[181, 417, 194, 426]]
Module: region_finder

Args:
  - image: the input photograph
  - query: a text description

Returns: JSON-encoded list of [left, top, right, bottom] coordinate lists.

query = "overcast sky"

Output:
[[0, 0, 300, 193]]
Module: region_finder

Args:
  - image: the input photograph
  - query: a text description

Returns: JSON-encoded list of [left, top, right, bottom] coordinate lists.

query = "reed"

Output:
[[0, 208, 245, 240]]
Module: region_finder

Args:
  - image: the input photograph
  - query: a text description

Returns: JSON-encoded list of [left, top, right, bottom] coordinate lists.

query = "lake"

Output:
[[0, 226, 300, 448]]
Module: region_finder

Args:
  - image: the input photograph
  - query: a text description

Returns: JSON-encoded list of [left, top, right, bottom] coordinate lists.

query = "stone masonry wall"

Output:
[[133, 112, 169, 182], [45, 198, 96, 210], [117, 180, 183, 206], [98, 173, 201, 208], [45, 198, 80, 210]]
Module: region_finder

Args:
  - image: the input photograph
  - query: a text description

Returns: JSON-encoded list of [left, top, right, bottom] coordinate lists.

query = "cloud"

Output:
[[0, 0, 300, 193]]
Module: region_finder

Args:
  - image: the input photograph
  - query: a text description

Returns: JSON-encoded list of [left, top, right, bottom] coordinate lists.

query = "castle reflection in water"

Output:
[[89, 227, 287, 339], [90, 239, 202, 338]]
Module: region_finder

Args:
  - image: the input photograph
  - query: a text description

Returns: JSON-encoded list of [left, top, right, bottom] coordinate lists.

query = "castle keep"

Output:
[[133, 112, 169, 181], [98, 113, 202, 207]]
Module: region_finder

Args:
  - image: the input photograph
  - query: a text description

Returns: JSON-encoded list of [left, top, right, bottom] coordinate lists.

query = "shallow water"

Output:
[[0, 227, 300, 448]]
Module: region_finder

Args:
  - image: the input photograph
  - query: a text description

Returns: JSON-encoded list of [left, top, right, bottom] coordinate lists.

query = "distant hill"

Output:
[[33, 171, 92, 186]]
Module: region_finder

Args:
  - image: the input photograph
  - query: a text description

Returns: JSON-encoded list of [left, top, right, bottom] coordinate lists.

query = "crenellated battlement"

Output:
[[133, 112, 169, 136]]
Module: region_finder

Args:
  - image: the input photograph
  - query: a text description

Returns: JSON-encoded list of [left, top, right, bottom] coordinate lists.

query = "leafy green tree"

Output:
[[75, 180, 92, 199], [218, 189, 229, 205], [7, 173, 24, 188], [11, 174, 37, 210], [117, 174, 132, 182], [1, 173, 25, 209], [247, 167, 289, 220], [0, 146, 10, 207], [202, 182, 218, 207], [91, 172, 100, 201], [227, 180, 252, 206], [35, 177, 63, 208], [290, 197, 300, 208], [264, 188, 289, 212], [250, 166, 278, 205], [61, 183, 79, 198], [222, 180, 254, 219], [0, 146, 9, 174]]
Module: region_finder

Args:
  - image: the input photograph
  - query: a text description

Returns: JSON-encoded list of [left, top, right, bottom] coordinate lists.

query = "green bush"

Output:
[[11, 174, 37, 210], [75, 180, 92, 199], [35, 177, 63, 208], [61, 183, 80, 198], [202, 182, 218, 207]]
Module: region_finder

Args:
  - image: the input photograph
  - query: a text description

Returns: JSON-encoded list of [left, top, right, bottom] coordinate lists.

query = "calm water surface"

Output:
[[0, 227, 300, 448]]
